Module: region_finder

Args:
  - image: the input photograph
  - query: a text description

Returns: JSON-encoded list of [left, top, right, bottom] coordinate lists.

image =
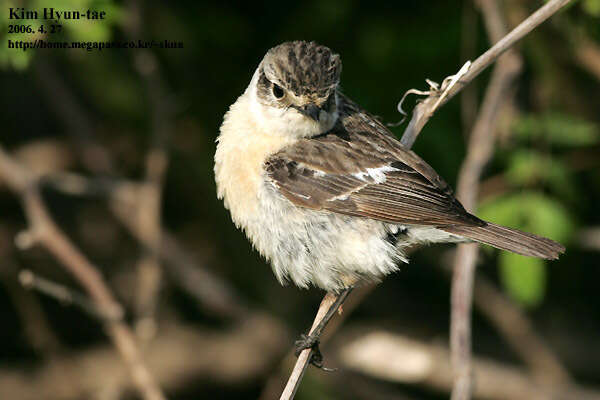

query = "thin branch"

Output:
[[0, 261, 62, 353], [338, 329, 600, 400], [578, 227, 600, 251], [0, 314, 289, 400], [574, 37, 600, 82], [472, 273, 571, 387], [400, 0, 573, 149], [0, 145, 166, 400], [278, 2, 572, 397], [280, 289, 352, 400], [459, 0, 480, 134], [450, 1, 523, 398], [108, 181, 249, 318], [125, 0, 173, 343], [277, 3, 573, 396], [280, 0, 573, 398], [19, 269, 117, 321], [41, 171, 249, 318], [33, 50, 244, 321]]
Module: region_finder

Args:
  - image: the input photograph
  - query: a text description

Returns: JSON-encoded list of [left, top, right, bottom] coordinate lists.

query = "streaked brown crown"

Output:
[[262, 41, 342, 98]]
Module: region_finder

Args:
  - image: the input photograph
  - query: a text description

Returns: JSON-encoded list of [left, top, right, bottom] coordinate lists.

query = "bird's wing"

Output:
[[265, 94, 484, 227]]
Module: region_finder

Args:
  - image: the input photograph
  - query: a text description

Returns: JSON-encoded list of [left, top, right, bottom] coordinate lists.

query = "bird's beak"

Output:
[[298, 104, 321, 122]]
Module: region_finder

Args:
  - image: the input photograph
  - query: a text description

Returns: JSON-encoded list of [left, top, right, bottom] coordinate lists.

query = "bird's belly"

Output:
[[245, 182, 405, 291]]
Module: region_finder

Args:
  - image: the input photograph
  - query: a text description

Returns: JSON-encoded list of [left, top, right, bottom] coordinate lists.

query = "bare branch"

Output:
[[277, 3, 574, 397], [575, 38, 600, 82], [0, 146, 166, 400], [40, 171, 249, 319], [280, 289, 352, 400], [125, 0, 173, 343], [450, 1, 523, 398], [0, 314, 289, 400], [472, 273, 571, 387], [19, 269, 120, 321], [400, 0, 573, 149], [338, 329, 600, 400]]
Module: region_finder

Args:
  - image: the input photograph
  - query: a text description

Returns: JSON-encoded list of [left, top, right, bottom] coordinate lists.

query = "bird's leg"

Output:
[[294, 287, 353, 370]]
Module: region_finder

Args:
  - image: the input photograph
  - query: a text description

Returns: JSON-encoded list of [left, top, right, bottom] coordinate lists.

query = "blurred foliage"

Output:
[[479, 192, 574, 307], [513, 112, 599, 146], [0, 0, 123, 69], [478, 110, 597, 307], [583, 0, 600, 16]]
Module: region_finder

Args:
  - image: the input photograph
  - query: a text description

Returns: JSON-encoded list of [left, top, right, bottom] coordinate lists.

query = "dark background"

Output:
[[1, 0, 599, 399]]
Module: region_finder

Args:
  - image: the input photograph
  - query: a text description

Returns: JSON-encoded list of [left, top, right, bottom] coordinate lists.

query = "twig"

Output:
[[278, 2, 573, 397], [107, 180, 248, 318], [127, 0, 172, 342], [33, 46, 245, 323], [41, 171, 248, 318], [0, 313, 289, 400], [279, 289, 352, 400], [33, 48, 245, 322], [472, 273, 571, 387], [575, 37, 600, 82], [578, 227, 600, 251], [0, 145, 166, 400], [399, 0, 573, 149], [459, 0, 479, 134], [450, 1, 523, 399], [19, 269, 119, 321], [0, 261, 62, 353], [277, 3, 574, 396], [259, 284, 374, 400], [338, 329, 600, 400]]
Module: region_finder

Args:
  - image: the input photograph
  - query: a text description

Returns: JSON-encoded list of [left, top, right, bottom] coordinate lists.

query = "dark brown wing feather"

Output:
[[265, 93, 565, 259], [266, 93, 483, 227]]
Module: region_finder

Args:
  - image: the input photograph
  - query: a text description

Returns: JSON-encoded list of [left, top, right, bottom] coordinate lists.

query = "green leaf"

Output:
[[513, 112, 599, 147], [64, 19, 112, 42], [505, 150, 579, 201], [478, 193, 572, 308], [500, 252, 546, 307], [506, 150, 550, 185], [0, 2, 35, 70], [582, 0, 600, 16], [478, 192, 574, 243]]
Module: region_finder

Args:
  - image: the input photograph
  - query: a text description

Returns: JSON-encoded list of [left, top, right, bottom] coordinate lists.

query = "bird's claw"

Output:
[[294, 334, 337, 372]]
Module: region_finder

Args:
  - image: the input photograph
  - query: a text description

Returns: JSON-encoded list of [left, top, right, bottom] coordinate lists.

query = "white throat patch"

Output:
[[248, 67, 339, 139]]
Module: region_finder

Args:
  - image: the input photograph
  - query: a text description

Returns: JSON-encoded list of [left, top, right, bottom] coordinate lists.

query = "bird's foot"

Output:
[[294, 333, 336, 372]]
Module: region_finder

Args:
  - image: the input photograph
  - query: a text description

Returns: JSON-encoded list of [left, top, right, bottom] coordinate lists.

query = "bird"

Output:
[[215, 40, 564, 300]]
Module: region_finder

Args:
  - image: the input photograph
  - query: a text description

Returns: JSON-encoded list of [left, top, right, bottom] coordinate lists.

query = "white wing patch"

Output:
[[326, 182, 369, 202], [352, 165, 398, 184]]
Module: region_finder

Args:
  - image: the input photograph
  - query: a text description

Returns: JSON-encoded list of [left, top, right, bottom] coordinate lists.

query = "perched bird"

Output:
[[214, 41, 564, 294]]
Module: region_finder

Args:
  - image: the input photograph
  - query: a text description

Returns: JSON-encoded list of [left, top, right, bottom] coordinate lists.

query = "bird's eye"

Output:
[[272, 83, 285, 99]]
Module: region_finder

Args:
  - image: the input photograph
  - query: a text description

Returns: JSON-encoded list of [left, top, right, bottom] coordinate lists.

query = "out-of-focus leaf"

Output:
[[582, 0, 600, 16], [1, 0, 121, 69], [0, 3, 35, 70], [500, 252, 546, 307], [0, 44, 34, 70], [513, 112, 599, 146], [505, 150, 579, 202], [64, 19, 112, 42], [506, 150, 552, 184], [55, 0, 122, 42], [478, 192, 574, 243]]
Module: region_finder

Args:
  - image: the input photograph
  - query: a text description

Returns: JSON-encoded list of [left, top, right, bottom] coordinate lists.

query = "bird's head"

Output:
[[249, 41, 342, 138]]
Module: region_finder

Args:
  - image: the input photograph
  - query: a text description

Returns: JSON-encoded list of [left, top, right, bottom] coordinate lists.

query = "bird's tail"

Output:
[[440, 222, 565, 260]]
